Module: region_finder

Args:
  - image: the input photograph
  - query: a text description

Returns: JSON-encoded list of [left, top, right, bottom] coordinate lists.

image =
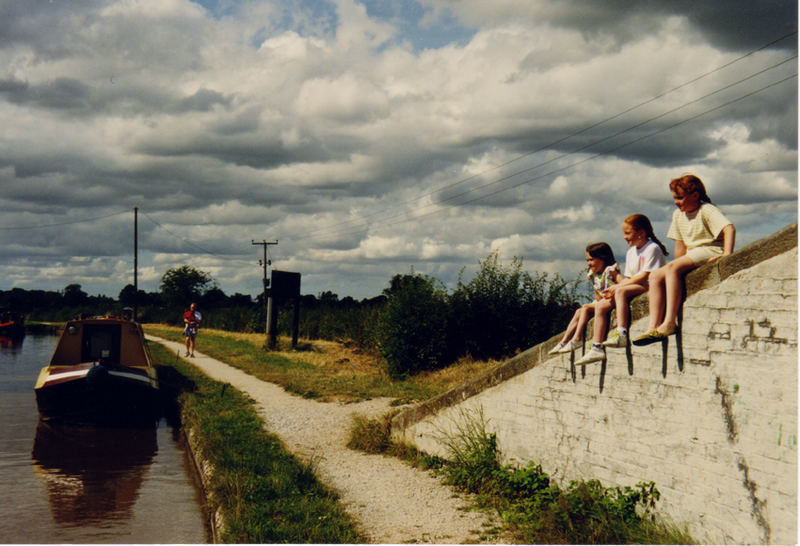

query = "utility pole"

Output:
[[133, 207, 138, 322], [251, 240, 278, 346]]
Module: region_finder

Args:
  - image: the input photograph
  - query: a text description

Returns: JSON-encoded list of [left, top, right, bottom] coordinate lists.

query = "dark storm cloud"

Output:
[[0, 1, 99, 55], [176, 88, 233, 113], [0, 76, 233, 117], [134, 134, 331, 170], [0, 77, 92, 110], [541, 0, 797, 52]]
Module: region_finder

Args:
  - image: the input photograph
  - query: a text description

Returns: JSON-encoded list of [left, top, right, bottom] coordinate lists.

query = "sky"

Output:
[[0, 0, 797, 301]]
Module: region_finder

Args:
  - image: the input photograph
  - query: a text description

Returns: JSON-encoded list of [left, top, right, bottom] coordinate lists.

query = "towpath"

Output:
[[147, 336, 499, 544]]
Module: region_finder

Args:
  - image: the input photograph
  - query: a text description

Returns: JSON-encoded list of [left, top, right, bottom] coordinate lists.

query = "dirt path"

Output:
[[149, 336, 499, 544]]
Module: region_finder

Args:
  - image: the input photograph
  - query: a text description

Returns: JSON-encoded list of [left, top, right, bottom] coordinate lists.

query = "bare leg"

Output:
[[658, 256, 696, 333], [614, 284, 647, 329], [646, 267, 667, 331], [592, 298, 614, 343], [570, 303, 595, 342], [559, 309, 582, 344]]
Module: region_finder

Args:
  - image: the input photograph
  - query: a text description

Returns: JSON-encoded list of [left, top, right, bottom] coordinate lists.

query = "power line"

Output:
[[291, 31, 798, 240], [423, 56, 797, 209], [139, 212, 255, 268], [0, 210, 129, 230], [1, 33, 794, 267], [382, 72, 798, 228], [290, 56, 797, 242]]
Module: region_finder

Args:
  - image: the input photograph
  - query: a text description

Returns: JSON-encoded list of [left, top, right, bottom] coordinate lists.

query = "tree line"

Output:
[[1, 253, 585, 378]]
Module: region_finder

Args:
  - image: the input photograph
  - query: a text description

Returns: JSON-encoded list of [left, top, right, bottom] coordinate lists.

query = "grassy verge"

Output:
[[149, 341, 364, 543], [347, 411, 696, 545], [144, 323, 502, 403]]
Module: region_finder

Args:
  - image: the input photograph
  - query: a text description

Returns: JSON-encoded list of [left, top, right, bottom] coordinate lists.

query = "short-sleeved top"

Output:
[[624, 240, 666, 277], [184, 310, 201, 325], [667, 203, 731, 250], [587, 263, 619, 294]]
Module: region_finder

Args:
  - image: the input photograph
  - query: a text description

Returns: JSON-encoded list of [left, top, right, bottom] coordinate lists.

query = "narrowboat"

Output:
[[34, 316, 160, 425], [0, 307, 25, 338]]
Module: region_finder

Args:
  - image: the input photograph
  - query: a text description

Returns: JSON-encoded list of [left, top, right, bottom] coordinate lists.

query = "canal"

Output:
[[0, 334, 209, 543]]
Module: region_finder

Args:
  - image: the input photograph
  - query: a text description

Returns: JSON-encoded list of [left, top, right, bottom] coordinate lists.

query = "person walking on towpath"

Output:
[[183, 302, 202, 357]]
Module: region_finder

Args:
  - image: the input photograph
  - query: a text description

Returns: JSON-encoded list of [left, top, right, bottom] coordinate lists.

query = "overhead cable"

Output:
[[290, 57, 797, 242], [292, 31, 798, 240], [0, 210, 129, 230]]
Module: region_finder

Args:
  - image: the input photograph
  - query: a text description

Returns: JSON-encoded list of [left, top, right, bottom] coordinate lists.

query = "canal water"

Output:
[[0, 334, 209, 543]]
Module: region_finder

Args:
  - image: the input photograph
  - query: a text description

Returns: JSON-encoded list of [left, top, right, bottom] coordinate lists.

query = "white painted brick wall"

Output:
[[400, 248, 797, 544]]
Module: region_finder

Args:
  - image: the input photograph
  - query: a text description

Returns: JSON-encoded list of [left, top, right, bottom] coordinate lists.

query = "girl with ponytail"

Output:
[[568, 214, 669, 364], [600, 214, 668, 349]]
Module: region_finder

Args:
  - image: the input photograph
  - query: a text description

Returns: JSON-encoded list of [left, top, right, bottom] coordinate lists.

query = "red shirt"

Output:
[[183, 310, 197, 325]]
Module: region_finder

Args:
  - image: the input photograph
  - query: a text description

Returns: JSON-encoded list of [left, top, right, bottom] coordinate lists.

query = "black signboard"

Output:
[[271, 270, 301, 301]]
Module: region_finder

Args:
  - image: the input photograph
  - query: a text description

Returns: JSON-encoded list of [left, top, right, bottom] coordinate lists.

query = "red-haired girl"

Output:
[[633, 175, 735, 345]]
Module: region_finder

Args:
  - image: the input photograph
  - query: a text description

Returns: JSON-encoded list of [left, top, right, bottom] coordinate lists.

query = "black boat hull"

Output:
[[35, 365, 160, 426]]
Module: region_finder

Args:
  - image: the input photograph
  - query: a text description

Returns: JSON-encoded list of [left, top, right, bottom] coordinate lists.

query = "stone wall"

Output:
[[391, 224, 797, 544]]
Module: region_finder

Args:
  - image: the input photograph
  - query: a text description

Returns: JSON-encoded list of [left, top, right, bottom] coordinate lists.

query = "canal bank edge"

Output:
[[183, 423, 224, 543]]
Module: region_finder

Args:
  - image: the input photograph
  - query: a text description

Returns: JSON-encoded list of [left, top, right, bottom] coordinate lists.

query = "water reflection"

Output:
[[0, 334, 24, 353], [31, 421, 157, 527]]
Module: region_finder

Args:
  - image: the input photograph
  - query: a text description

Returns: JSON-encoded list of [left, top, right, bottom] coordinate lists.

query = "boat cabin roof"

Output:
[[49, 317, 152, 369]]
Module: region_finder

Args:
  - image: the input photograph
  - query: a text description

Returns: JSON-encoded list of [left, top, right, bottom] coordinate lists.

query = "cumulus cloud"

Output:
[[0, 0, 794, 299]]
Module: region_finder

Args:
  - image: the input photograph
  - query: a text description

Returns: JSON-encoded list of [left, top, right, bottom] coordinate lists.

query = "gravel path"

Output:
[[149, 336, 499, 544]]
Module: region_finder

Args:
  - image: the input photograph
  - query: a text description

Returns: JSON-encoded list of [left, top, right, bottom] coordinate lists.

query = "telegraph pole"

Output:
[[251, 240, 278, 346], [133, 207, 138, 321]]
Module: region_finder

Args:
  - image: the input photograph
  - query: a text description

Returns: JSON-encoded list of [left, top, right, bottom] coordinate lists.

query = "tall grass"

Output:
[[437, 408, 695, 544], [144, 324, 500, 403], [149, 342, 363, 543]]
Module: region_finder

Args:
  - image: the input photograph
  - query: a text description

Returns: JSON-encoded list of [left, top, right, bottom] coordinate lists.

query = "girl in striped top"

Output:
[[633, 174, 735, 346]]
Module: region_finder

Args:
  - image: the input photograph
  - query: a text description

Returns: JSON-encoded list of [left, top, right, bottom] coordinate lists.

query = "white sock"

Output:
[[618, 327, 627, 335]]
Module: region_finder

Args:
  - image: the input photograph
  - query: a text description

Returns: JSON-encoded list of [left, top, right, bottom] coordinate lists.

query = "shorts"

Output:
[[185, 326, 198, 338], [685, 245, 723, 265]]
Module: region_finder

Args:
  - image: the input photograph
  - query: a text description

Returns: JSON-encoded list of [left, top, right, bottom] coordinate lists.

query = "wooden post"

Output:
[[251, 240, 278, 347], [133, 207, 138, 322], [291, 294, 300, 348]]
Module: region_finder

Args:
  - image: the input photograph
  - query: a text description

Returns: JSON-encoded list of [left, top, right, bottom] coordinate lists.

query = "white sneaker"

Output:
[[602, 330, 628, 348], [548, 341, 566, 355], [557, 340, 582, 353], [575, 347, 605, 365]]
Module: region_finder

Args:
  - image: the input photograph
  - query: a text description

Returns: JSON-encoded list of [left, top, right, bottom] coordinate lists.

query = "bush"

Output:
[[288, 298, 383, 349], [377, 272, 449, 378], [447, 251, 582, 361]]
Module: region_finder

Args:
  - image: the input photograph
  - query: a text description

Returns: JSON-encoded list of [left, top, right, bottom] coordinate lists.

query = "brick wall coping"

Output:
[[390, 222, 798, 432]]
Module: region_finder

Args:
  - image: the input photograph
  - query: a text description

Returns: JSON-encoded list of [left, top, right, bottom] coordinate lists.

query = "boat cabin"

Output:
[[50, 317, 152, 369]]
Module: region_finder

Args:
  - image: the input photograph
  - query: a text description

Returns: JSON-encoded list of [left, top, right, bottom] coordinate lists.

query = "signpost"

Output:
[[270, 270, 302, 348]]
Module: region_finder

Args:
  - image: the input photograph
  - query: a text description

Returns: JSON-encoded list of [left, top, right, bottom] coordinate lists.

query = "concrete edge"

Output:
[[184, 425, 224, 544], [147, 335, 224, 543], [390, 222, 798, 434]]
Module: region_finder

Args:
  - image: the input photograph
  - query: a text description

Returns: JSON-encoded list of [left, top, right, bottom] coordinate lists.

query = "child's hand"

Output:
[[601, 285, 616, 299]]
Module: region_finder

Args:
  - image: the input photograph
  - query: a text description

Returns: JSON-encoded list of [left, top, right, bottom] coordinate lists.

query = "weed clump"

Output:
[[436, 408, 694, 544], [347, 414, 391, 454], [349, 407, 694, 544]]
